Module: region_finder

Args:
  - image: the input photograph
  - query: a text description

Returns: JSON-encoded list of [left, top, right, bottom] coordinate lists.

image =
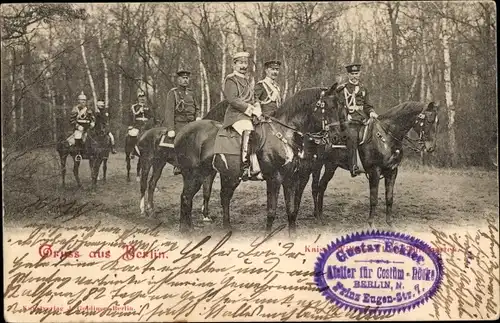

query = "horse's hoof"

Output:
[[202, 217, 212, 223], [136, 177, 140, 182]]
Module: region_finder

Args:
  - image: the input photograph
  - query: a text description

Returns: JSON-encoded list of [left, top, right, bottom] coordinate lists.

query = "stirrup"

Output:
[[75, 154, 82, 162]]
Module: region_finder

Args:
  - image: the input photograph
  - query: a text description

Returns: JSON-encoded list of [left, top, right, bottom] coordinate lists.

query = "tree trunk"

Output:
[[10, 49, 17, 136], [118, 54, 124, 140], [192, 27, 205, 115], [441, 16, 457, 166], [202, 63, 210, 114], [387, 2, 401, 103], [19, 64, 25, 133], [98, 28, 109, 108], [252, 25, 258, 86], [80, 21, 98, 110], [220, 30, 227, 102]]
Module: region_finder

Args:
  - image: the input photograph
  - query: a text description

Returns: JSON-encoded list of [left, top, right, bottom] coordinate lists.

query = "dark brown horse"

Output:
[[309, 101, 440, 227], [175, 84, 345, 236], [56, 129, 111, 190], [133, 100, 229, 217]]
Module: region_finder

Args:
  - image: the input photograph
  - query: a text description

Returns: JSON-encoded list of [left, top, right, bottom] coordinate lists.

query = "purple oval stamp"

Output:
[[314, 231, 443, 314]]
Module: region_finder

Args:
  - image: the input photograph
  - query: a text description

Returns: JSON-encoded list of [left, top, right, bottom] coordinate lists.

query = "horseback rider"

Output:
[[95, 100, 117, 154], [70, 92, 95, 161], [161, 69, 201, 175], [337, 63, 379, 177], [128, 89, 155, 137], [222, 51, 263, 181], [254, 59, 282, 116]]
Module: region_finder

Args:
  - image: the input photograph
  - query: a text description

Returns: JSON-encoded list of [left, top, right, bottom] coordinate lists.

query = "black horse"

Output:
[[133, 100, 228, 217], [175, 83, 345, 236], [56, 128, 111, 190], [309, 101, 440, 227]]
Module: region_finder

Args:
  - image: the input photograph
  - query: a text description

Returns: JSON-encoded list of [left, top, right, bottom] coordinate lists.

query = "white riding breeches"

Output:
[[232, 119, 254, 136], [73, 130, 87, 142]]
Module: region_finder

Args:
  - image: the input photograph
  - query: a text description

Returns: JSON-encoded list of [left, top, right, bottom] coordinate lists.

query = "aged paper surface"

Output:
[[2, 1, 499, 322], [3, 197, 499, 322]]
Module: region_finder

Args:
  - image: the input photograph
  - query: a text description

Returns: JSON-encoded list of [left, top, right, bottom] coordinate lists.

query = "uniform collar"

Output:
[[264, 76, 277, 85], [232, 71, 248, 79], [348, 80, 360, 86]]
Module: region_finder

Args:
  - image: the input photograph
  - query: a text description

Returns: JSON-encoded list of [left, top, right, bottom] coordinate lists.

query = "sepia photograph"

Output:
[[2, 1, 498, 322]]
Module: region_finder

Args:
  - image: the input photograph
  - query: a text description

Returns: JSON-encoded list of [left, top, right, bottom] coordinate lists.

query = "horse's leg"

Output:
[[202, 170, 217, 222], [136, 155, 141, 182], [367, 167, 382, 228], [73, 158, 82, 188], [220, 174, 240, 230], [311, 165, 321, 219], [91, 157, 102, 192], [147, 158, 167, 215], [266, 177, 281, 233], [60, 154, 67, 188], [316, 163, 337, 223], [102, 158, 107, 182], [293, 169, 311, 223], [126, 153, 131, 182], [139, 157, 152, 216], [383, 168, 398, 227], [283, 178, 299, 237], [180, 172, 204, 233]]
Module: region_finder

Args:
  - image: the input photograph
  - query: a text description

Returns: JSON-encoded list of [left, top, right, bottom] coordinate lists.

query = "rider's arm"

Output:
[[128, 105, 135, 128], [69, 107, 79, 127], [164, 90, 176, 131], [224, 78, 253, 116], [362, 87, 375, 115], [193, 94, 201, 120], [253, 83, 264, 111]]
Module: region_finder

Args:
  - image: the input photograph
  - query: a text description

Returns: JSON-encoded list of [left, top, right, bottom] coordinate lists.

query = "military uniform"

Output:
[[163, 85, 200, 132], [128, 93, 155, 135], [95, 101, 116, 153], [339, 63, 377, 177], [222, 71, 255, 130], [223, 51, 263, 181], [70, 92, 95, 161], [254, 60, 282, 115]]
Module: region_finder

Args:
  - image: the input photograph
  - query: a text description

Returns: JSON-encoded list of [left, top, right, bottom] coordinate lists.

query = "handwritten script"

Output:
[[4, 215, 499, 322]]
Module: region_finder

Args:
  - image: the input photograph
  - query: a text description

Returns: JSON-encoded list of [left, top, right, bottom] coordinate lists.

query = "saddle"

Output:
[[214, 127, 241, 156], [66, 133, 88, 146], [159, 132, 175, 148], [356, 118, 375, 146]]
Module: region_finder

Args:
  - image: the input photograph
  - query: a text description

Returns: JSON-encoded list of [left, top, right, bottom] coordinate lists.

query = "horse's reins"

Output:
[[375, 119, 425, 153], [260, 90, 341, 147]]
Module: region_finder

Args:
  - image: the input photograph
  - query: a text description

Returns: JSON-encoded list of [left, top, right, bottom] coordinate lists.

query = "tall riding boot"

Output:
[[348, 126, 361, 177], [75, 139, 83, 161], [240, 130, 252, 181]]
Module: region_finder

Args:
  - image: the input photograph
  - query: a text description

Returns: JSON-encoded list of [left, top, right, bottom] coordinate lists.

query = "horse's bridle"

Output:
[[377, 111, 439, 153], [262, 90, 342, 147]]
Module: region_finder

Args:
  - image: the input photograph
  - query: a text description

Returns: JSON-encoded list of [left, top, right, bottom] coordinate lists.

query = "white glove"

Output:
[[369, 111, 378, 119], [77, 125, 84, 131], [253, 106, 262, 118], [90, 121, 95, 128], [128, 126, 133, 130], [167, 130, 175, 138], [195, 117, 201, 121]]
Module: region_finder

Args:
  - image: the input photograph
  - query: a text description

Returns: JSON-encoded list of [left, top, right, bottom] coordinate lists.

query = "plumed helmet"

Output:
[[137, 89, 146, 98], [78, 91, 87, 100]]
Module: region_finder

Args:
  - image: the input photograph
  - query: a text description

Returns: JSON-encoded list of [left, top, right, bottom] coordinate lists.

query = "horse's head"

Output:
[[413, 102, 440, 153], [309, 82, 345, 134]]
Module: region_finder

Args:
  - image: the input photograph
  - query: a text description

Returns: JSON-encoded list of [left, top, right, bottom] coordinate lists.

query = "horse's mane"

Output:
[[203, 100, 228, 122], [379, 101, 425, 122], [273, 87, 325, 119]]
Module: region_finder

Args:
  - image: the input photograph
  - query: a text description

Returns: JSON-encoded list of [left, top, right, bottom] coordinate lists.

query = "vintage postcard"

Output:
[[2, 1, 498, 322]]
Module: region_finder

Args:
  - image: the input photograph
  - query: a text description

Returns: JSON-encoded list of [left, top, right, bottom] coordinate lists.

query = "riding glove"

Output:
[[167, 130, 175, 138]]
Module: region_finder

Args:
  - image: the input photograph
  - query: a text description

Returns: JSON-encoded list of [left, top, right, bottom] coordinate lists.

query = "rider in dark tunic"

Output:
[[95, 100, 117, 154], [127, 90, 155, 136], [160, 69, 201, 174], [337, 63, 379, 177], [254, 59, 282, 116]]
